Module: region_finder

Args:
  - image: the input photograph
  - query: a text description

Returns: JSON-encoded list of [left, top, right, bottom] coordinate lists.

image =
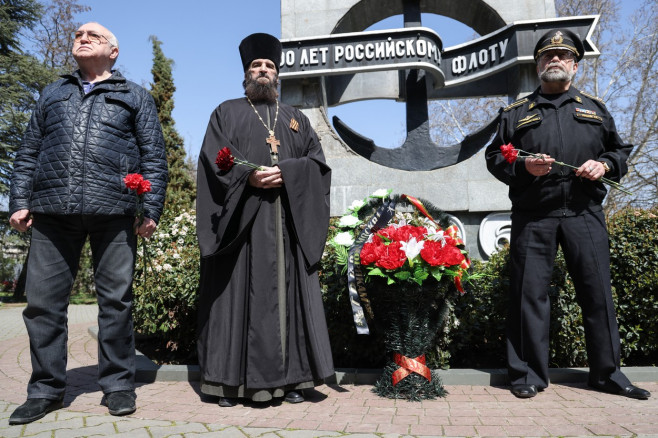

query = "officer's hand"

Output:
[[575, 160, 605, 181], [525, 154, 555, 176], [135, 217, 157, 239], [248, 166, 283, 189], [9, 209, 32, 232]]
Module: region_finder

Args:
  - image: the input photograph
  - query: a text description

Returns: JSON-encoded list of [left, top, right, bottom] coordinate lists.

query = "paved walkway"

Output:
[[1, 304, 657, 437]]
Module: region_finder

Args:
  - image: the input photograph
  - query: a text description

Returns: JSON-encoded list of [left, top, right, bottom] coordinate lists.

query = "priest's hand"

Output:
[[248, 166, 283, 189]]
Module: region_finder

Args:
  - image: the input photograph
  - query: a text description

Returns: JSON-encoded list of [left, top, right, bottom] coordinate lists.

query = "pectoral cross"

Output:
[[266, 131, 280, 155]]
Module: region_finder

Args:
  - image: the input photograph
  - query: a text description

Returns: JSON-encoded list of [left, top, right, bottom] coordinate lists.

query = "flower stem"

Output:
[[517, 149, 633, 195], [235, 159, 263, 171]]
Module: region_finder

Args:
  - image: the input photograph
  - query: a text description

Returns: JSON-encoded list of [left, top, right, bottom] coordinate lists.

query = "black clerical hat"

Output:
[[534, 28, 584, 62], [239, 33, 282, 71]]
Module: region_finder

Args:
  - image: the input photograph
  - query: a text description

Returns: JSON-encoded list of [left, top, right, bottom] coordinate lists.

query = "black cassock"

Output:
[[196, 98, 334, 401]]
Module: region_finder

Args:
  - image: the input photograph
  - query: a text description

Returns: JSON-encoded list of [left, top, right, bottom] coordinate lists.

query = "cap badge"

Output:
[[551, 31, 564, 45]]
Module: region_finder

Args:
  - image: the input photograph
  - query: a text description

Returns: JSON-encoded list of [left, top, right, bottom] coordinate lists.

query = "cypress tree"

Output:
[[149, 36, 196, 216]]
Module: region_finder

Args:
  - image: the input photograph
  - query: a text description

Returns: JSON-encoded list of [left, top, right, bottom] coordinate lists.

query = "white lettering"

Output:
[[479, 48, 488, 65], [469, 52, 478, 70], [416, 40, 426, 57], [309, 48, 318, 65], [345, 44, 354, 61], [452, 56, 467, 74], [405, 39, 416, 56], [355, 44, 364, 60], [334, 45, 344, 62], [300, 48, 309, 66], [489, 44, 497, 62], [428, 42, 437, 62], [283, 50, 295, 67], [376, 42, 385, 59], [386, 38, 395, 58], [499, 38, 508, 58], [365, 43, 375, 60], [396, 41, 405, 57], [319, 47, 329, 64]]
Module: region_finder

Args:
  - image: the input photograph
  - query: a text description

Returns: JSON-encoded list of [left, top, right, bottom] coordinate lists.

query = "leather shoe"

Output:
[[511, 384, 538, 398], [217, 397, 237, 407], [102, 391, 136, 416], [284, 390, 305, 403], [618, 385, 651, 400], [9, 398, 63, 425]]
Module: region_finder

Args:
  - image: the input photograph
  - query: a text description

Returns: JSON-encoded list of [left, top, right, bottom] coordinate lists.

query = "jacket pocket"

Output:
[[102, 93, 139, 131]]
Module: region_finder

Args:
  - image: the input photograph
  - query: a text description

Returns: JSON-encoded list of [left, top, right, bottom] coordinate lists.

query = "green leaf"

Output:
[[394, 271, 411, 280], [367, 267, 387, 278]]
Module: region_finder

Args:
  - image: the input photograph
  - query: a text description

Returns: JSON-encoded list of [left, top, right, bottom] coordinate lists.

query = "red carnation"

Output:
[[137, 179, 151, 195], [375, 241, 406, 270], [123, 173, 144, 190], [215, 147, 235, 171], [500, 143, 519, 164], [420, 240, 465, 267], [360, 242, 380, 266]]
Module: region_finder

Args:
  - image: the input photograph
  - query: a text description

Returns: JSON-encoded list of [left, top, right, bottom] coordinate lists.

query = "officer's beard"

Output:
[[539, 62, 576, 83], [243, 73, 279, 103]]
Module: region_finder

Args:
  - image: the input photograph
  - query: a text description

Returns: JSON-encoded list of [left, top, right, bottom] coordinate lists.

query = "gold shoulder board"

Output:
[[580, 91, 606, 105], [503, 98, 529, 112]]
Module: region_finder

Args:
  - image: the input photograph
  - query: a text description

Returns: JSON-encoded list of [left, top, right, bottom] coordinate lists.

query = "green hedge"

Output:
[[130, 207, 658, 368]]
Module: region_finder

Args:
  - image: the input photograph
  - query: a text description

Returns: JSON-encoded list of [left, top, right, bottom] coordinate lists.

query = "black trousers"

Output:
[[23, 214, 137, 400], [507, 211, 630, 390]]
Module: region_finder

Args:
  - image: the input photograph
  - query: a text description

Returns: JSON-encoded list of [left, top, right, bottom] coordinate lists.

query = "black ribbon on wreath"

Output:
[[346, 199, 397, 334]]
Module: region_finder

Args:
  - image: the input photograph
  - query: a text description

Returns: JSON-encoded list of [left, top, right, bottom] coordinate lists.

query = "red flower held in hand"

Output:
[[215, 147, 235, 171], [500, 143, 519, 163], [215, 146, 263, 171], [124, 173, 152, 196]]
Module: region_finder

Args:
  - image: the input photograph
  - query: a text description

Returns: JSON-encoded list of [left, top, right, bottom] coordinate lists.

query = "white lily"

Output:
[[401, 237, 424, 262]]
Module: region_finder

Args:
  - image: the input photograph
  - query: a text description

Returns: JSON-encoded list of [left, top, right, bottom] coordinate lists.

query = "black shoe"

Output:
[[9, 398, 63, 425], [284, 390, 305, 403], [616, 385, 651, 400], [589, 382, 651, 400], [217, 397, 237, 407], [511, 384, 538, 398], [102, 391, 136, 416]]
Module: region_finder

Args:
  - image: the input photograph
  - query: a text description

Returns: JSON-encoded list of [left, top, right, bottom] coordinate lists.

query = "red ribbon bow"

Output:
[[392, 353, 432, 385]]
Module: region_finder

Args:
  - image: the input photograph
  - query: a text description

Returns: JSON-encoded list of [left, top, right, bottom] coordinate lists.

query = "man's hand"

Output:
[[525, 154, 555, 177], [248, 165, 283, 189], [575, 160, 605, 181], [9, 209, 32, 232], [135, 217, 157, 238]]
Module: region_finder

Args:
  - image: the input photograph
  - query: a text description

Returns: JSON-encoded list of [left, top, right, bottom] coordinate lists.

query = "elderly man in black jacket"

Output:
[[485, 29, 649, 401], [8, 22, 168, 424]]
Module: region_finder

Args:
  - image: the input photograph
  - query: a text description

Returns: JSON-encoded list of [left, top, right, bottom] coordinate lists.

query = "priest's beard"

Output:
[[243, 73, 279, 103]]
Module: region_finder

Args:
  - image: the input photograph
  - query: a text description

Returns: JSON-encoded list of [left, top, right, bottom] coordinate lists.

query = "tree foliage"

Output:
[[558, 0, 658, 211], [149, 36, 196, 216], [429, 0, 658, 214], [31, 0, 89, 73], [0, 0, 55, 197]]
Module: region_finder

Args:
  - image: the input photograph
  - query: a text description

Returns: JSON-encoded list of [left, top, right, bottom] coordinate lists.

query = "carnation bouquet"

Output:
[[329, 189, 478, 400]]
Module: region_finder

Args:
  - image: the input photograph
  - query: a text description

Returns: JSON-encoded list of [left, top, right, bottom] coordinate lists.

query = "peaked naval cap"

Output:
[[239, 33, 282, 72], [534, 28, 584, 62]]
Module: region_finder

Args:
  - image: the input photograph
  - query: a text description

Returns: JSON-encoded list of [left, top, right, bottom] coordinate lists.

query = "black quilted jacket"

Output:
[[9, 70, 168, 222]]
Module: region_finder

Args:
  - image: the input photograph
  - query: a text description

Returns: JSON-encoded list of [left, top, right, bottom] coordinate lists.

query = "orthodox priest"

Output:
[[196, 33, 334, 407]]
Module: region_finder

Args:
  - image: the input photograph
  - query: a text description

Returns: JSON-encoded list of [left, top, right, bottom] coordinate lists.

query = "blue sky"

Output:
[[71, 1, 641, 161], [75, 1, 481, 160]]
